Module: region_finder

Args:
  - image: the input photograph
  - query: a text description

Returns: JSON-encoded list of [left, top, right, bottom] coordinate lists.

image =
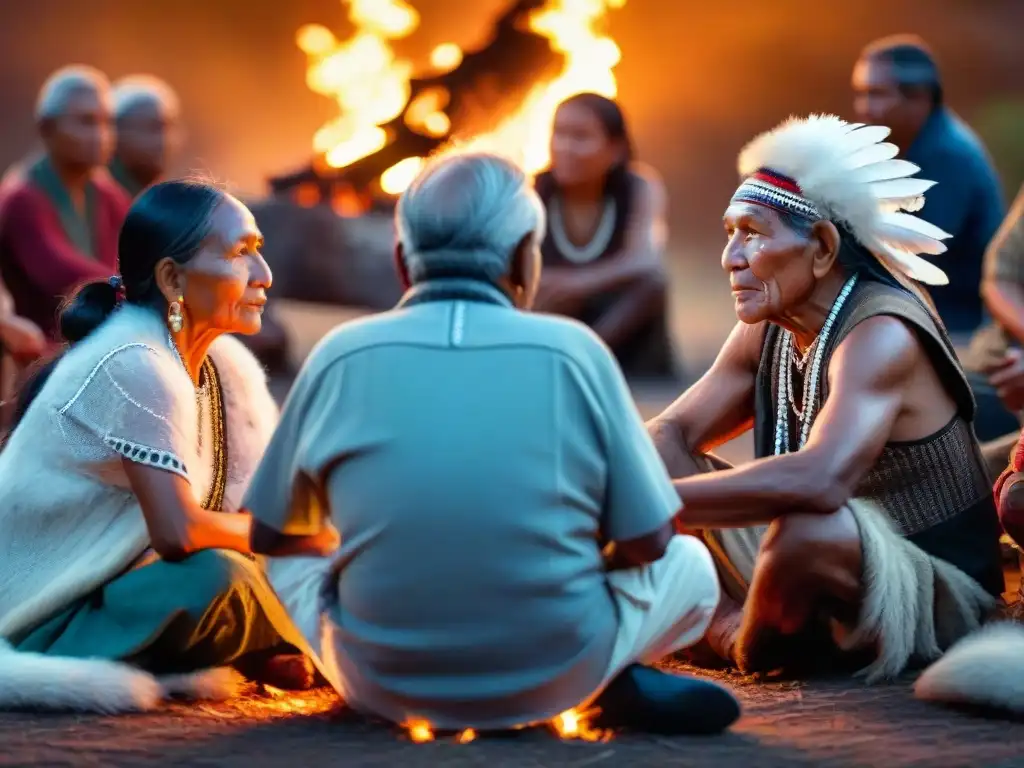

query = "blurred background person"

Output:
[[0, 275, 46, 432], [0, 65, 129, 345], [109, 74, 182, 197], [109, 73, 290, 373], [971, 185, 1024, 464], [533, 93, 672, 377], [852, 34, 1005, 342]]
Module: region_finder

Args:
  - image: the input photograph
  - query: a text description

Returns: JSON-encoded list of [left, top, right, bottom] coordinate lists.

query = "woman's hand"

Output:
[[249, 518, 341, 557]]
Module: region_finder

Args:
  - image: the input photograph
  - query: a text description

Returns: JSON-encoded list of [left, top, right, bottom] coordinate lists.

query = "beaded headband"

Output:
[[731, 169, 822, 221], [731, 114, 951, 286]]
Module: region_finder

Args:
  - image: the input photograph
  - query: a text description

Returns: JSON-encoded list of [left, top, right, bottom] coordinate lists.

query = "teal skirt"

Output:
[[12, 549, 301, 675]]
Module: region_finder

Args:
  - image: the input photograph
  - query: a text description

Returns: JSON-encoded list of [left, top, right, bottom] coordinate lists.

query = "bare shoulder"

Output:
[[830, 315, 922, 387], [628, 162, 666, 204], [717, 319, 769, 373]]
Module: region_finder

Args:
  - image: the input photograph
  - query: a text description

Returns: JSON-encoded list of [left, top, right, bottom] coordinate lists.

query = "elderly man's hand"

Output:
[[987, 348, 1024, 413]]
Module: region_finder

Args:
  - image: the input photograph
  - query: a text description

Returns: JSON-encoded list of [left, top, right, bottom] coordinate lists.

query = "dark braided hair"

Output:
[[10, 178, 226, 430]]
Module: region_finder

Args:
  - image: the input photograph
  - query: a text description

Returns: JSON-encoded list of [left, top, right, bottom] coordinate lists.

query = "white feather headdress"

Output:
[[731, 114, 950, 286]]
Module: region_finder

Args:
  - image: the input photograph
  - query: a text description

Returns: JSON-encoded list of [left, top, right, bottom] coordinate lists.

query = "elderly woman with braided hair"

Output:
[[0, 179, 334, 713]]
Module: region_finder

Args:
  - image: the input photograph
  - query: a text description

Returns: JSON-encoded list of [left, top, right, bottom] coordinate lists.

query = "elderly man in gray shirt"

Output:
[[246, 151, 738, 735]]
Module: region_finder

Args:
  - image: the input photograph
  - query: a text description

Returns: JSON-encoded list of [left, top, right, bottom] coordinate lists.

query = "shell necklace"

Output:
[[774, 274, 858, 455], [549, 195, 617, 264]]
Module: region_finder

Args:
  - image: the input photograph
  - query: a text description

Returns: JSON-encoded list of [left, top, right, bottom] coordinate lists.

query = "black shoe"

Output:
[[591, 664, 740, 735]]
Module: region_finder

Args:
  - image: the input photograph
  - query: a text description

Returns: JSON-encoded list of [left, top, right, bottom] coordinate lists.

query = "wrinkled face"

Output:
[[549, 100, 624, 187], [178, 195, 272, 336], [852, 57, 915, 138], [43, 87, 115, 169], [722, 202, 816, 325], [116, 100, 181, 178]]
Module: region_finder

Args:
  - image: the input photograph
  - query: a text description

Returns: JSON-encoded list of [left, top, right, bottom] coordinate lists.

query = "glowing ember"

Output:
[[430, 42, 463, 72], [298, 0, 420, 169], [551, 707, 612, 742], [300, 0, 625, 195], [405, 719, 435, 743], [456, 728, 477, 744]]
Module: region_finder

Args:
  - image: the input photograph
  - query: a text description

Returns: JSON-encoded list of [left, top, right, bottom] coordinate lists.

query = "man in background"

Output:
[[0, 65, 129, 343], [108, 73, 291, 371], [852, 35, 1005, 340], [109, 74, 182, 197]]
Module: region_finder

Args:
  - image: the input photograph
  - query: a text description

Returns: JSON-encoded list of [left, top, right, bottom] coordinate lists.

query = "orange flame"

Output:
[[551, 707, 611, 742], [300, 0, 625, 196], [297, 0, 419, 170], [405, 719, 435, 743]]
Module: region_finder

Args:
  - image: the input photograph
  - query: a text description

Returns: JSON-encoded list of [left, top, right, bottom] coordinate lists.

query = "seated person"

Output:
[[913, 430, 1024, 715], [533, 93, 671, 375], [107, 73, 290, 372], [0, 65, 130, 343], [0, 180, 325, 713], [246, 151, 740, 735], [647, 115, 1004, 680], [965, 184, 1024, 461], [109, 74, 182, 197], [0, 275, 46, 428]]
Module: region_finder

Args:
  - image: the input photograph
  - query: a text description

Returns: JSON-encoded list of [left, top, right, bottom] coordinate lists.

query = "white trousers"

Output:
[[596, 534, 720, 689], [267, 534, 721, 717]]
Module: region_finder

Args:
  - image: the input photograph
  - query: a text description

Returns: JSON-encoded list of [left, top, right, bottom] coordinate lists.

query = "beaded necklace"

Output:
[[169, 334, 228, 511], [773, 274, 858, 455], [549, 195, 617, 265]]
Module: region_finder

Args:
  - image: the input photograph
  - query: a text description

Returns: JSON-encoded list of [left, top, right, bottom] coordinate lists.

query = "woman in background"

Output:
[[534, 93, 671, 375], [0, 275, 46, 429], [0, 179, 330, 713]]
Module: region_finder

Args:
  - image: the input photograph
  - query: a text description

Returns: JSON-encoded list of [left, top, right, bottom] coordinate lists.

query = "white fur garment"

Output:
[[0, 305, 279, 712]]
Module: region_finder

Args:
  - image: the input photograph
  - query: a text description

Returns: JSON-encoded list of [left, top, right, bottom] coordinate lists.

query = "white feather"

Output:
[[876, 228, 949, 256], [879, 211, 951, 242], [870, 178, 936, 201], [839, 125, 892, 153], [734, 113, 949, 286], [877, 247, 949, 285], [851, 159, 922, 183], [846, 142, 900, 169]]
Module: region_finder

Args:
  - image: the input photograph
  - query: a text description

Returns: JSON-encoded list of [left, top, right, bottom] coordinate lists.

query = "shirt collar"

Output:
[[397, 277, 514, 309]]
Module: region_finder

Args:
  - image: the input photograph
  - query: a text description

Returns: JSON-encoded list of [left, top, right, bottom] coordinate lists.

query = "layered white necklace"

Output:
[[549, 195, 617, 264], [774, 274, 858, 455]]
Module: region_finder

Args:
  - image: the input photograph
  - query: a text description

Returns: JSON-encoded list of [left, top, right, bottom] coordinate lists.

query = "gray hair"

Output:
[[35, 65, 111, 121], [112, 74, 181, 120], [396, 150, 545, 284]]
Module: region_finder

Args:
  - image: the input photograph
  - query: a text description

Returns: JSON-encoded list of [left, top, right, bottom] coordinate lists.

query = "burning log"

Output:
[[269, 0, 564, 204]]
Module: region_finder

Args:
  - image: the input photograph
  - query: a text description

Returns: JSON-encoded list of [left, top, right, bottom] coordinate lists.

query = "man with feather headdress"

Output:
[[647, 114, 1004, 680]]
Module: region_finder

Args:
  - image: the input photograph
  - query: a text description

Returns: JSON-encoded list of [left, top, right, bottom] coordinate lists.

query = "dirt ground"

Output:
[[4, 663, 1024, 768], [7, 328, 1021, 767]]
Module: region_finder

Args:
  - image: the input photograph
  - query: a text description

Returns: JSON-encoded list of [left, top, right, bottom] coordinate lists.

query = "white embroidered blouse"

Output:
[[0, 304, 278, 641]]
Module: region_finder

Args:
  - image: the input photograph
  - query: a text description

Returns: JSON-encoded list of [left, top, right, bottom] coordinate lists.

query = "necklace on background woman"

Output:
[[549, 195, 617, 264]]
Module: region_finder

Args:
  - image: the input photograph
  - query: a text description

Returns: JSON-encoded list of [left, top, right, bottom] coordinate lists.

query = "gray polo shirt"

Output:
[[245, 279, 680, 729]]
